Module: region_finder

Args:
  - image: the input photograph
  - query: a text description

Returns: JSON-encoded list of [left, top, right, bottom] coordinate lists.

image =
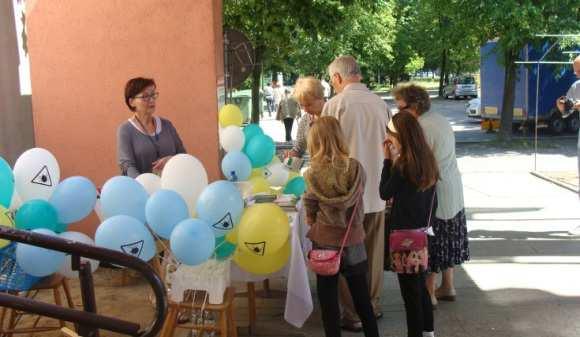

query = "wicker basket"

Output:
[[0, 243, 41, 292]]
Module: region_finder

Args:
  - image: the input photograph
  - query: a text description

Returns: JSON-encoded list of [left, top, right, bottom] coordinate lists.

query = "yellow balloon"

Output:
[[0, 206, 15, 249], [249, 176, 271, 194], [218, 104, 243, 127], [238, 203, 289, 256], [233, 239, 290, 275], [225, 225, 238, 244], [250, 168, 264, 179]]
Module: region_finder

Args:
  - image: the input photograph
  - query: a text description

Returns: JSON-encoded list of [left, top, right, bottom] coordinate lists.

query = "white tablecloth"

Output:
[[230, 201, 313, 328]]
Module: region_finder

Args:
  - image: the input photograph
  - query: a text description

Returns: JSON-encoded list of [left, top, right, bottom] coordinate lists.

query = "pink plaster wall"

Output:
[[26, 1, 223, 234]]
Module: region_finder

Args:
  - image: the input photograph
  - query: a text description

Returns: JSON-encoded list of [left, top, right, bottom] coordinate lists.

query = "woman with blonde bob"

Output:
[[288, 76, 326, 158], [303, 116, 379, 337]]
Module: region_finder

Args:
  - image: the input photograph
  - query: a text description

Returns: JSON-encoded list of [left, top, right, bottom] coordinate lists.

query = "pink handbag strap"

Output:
[[426, 190, 436, 229], [337, 189, 362, 257]]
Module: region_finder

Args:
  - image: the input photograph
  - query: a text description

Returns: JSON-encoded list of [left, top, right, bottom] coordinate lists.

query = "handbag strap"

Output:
[[337, 189, 362, 257], [426, 189, 436, 229]]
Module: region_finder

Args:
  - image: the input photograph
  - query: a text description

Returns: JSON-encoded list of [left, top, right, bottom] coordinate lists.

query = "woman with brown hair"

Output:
[[379, 111, 438, 337], [392, 83, 469, 307], [117, 77, 186, 177]]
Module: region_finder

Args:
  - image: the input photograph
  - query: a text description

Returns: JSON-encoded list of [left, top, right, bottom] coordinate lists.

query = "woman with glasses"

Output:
[[117, 77, 186, 177]]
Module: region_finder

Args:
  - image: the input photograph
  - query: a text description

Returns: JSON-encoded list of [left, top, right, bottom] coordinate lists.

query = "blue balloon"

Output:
[[196, 181, 244, 237], [16, 229, 65, 277], [244, 134, 275, 168], [49, 176, 97, 224], [0, 157, 14, 208], [15, 199, 59, 231], [221, 151, 252, 182], [100, 176, 148, 223], [284, 176, 306, 197], [242, 124, 264, 150], [146, 190, 189, 239], [170, 218, 215, 266], [95, 215, 155, 261]]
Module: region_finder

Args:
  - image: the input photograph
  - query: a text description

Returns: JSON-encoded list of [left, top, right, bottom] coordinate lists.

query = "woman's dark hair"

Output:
[[124, 77, 156, 111], [392, 83, 431, 115], [388, 111, 439, 190]]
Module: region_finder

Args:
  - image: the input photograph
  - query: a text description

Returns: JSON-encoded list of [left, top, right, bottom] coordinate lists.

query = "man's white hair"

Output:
[[328, 55, 361, 78]]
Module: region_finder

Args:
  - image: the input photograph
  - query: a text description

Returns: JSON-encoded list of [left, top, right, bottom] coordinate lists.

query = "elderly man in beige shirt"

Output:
[[322, 55, 392, 331]]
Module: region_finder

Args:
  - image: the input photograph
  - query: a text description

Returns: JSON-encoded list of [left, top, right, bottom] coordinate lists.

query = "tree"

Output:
[[224, 0, 361, 123]]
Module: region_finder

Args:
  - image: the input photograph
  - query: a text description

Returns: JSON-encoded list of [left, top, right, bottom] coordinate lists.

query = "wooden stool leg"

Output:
[[159, 304, 178, 337], [227, 289, 238, 337], [0, 306, 7, 332], [219, 308, 227, 336], [5, 306, 17, 337], [247, 282, 256, 335], [61, 279, 75, 309], [53, 285, 65, 328], [263, 279, 271, 298]]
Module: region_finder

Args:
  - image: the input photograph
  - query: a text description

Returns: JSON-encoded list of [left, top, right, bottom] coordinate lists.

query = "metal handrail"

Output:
[[0, 225, 167, 337]]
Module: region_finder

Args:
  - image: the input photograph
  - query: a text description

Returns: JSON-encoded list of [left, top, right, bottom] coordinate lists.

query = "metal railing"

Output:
[[0, 225, 167, 337]]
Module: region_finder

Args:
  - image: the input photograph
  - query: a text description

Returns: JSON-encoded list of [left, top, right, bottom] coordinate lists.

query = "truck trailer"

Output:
[[480, 41, 579, 134]]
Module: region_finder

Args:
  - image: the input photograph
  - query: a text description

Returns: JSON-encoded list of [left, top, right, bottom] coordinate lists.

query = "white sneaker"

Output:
[[423, 331, 435, 337]]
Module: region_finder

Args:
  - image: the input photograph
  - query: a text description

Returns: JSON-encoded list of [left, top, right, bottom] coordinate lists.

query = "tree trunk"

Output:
[[438, 48, 448, 97], [250, 45, 264, 124], [499, 48, 518, 140]]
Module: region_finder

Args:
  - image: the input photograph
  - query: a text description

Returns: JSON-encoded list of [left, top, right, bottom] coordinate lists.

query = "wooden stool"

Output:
[[236, 280, 287, 335], [159, 287, 237, 337], [0, 274, 75, 337]]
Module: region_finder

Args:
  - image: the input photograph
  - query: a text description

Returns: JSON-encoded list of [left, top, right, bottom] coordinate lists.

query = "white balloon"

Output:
[[265, 163, 290, 187], [219, 126, 245, 152], [58, 231, 100, 278], [13, 148, 60, 202], [161, 154, 208, 214], [136, 173, 161, 195]]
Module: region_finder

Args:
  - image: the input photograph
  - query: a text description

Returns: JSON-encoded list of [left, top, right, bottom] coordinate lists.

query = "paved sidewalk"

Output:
[[231, 141, 580, 337]]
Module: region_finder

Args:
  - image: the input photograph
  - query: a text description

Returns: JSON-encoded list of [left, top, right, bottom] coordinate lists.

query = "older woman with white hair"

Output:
[[287, 76, 326, 158]]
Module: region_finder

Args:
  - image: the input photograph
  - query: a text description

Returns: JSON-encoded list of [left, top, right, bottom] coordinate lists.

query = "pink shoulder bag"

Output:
[[307, 197, 361, 276], [389, 192, 435, 274]]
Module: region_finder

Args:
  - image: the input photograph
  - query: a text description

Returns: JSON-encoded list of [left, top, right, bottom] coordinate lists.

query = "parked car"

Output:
[[465, 98, 481, 118], [443, 75, 478, 99]]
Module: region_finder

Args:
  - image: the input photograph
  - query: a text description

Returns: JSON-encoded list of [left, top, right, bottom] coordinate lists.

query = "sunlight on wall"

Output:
[[12, 0, 30, 95]]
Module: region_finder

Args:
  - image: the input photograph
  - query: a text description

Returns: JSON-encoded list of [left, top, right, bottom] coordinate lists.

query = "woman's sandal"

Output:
[[435, 288, 456, 302]]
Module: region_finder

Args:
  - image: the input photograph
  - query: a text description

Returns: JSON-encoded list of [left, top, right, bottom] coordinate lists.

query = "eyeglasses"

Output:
[[134, 92, 159, 101]]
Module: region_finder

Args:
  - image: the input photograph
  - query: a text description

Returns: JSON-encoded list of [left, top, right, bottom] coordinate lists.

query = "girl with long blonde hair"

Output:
[[303, 116, 379, 337]]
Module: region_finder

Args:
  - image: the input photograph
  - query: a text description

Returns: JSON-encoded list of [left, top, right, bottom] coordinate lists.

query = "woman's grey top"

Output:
[[117, 116, 186, 178]]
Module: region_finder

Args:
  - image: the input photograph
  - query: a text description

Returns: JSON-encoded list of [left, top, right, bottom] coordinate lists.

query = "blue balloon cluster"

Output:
[[284, 176, 306, 197], [0, 157, 14, 209], [221, 151, 252, 182], [15, 199, 59, 232], [16, 229, 65, 277], [146, 190, 189, 240], [244, 134, 275, 168], [100, 176, 148, 223], [196, 180, 244, 237], [95, 215, 155, 262], [170, 218, 215, 266], [49, 176, 97, 224]]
